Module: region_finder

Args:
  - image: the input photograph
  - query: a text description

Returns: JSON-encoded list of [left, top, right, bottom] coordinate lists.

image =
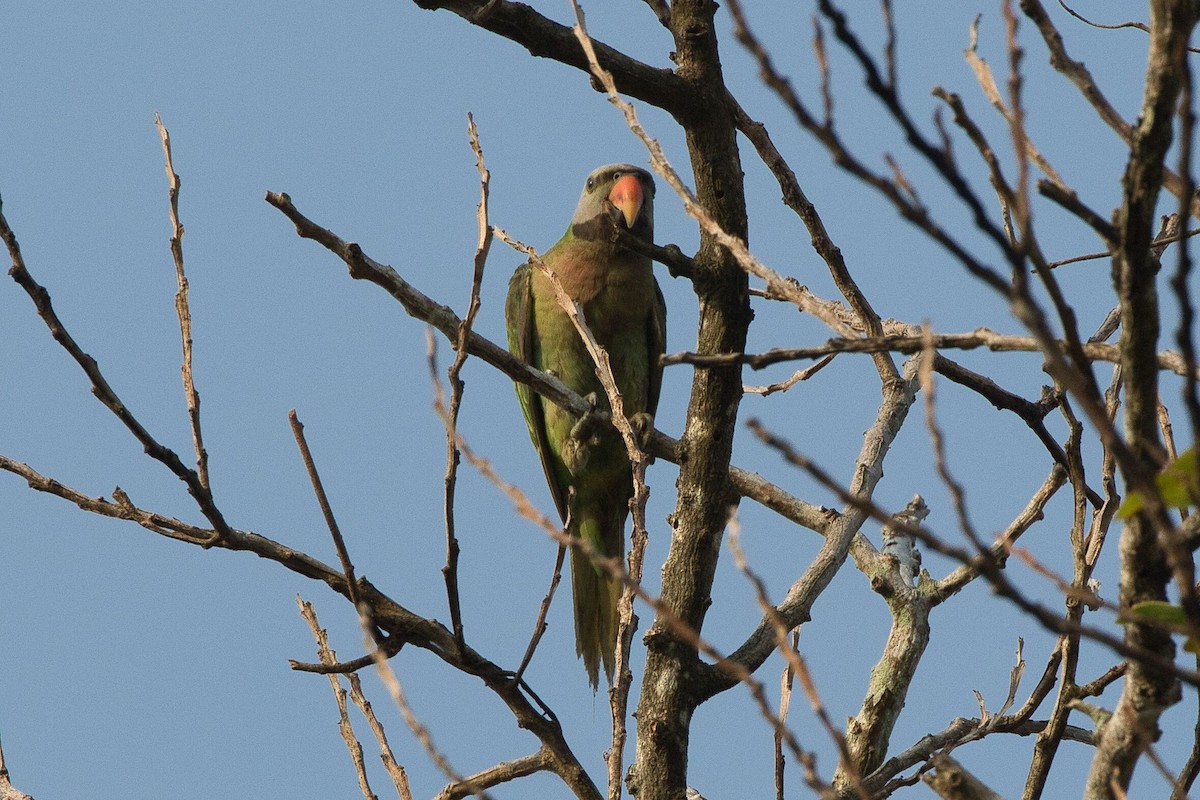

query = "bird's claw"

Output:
[[630, 412, 656, 453], [570, 392, 603, 444], [565, 393, 603, 473]]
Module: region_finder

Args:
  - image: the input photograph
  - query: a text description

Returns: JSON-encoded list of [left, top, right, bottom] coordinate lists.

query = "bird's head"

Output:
[[570, 163, 655, 245]]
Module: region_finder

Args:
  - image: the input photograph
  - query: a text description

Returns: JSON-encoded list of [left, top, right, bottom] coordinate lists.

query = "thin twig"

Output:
[[364, 615, 489, 799], [726, 0, 897, 382], [744, 355, 836, 396], [775, 630, 798, 800], [1171, 55, 1200, 451], [515, 543, 568, 683], [744, 417, 1200, 688], [961, 16, 1066, 189], [155, 114, 210, 492], [1, 200, 234, 544], [434, 750, 556, 800], [1056, 0, 1200, 53], [0, 455, 214, 545], [440, 393, 836, 786], [438, 113, 494, 647], [1048, 226, 1200, 268], [728, 516, 861, 798], [290, 410, 364, 614], [664, 328, 1198, 378], [919, 330, 982, 548], [1019, 0, 1200, 217], [298, 597, 383, 800]]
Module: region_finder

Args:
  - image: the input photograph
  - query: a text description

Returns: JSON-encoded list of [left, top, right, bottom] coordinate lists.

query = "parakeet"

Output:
[[506, 163, 667, 689]]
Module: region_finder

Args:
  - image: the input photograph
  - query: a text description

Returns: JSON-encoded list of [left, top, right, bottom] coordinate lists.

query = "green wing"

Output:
[[506, 262, 570, 522], [646, 279, 667, 417]]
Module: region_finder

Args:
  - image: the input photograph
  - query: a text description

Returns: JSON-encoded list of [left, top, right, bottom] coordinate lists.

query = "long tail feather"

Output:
[[571, 514, 623, 690]]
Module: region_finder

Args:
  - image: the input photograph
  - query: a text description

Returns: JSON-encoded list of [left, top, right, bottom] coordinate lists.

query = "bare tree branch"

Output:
[[3, 200, 236, 545], [665, 329, 1198, 377], [1088, 1, 1198, 793], [154, 114, 210, 493], [1019, 0, 1200, 218], [438, 113, 494, 647], [299, 598, 388, 800], [409, 0, 693, 115]]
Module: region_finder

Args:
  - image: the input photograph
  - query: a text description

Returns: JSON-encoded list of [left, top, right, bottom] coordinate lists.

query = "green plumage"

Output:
[[506, 164, 666, 689]]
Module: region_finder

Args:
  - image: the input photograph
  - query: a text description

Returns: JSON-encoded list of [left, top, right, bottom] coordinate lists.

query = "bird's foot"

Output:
[[630, 412, 656, 454], [565, 393, 603, 473], [570, 392, 603, 444]]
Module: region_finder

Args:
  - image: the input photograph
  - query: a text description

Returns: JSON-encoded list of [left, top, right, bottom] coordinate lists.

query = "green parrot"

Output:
[[506, 163, 667, 689]]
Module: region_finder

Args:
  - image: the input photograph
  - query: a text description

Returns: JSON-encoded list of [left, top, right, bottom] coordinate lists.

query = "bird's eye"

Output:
[[586, 177, 596, 191]]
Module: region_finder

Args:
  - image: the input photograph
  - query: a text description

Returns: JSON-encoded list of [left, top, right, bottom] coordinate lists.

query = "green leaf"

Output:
[[1129, 600, 1189, 626], [1127, 600, 1200, 654], [1117, 448, 1199, 518]]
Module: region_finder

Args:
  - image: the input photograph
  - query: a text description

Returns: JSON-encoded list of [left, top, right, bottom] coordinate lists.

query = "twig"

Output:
[[743, 417, 1200, 688], [1077, 663, 1127, 700], [0, 455, 214, 545], [427, 329, 565, 683], [298, 597, 383, 800], [347, 672, 414, 800], [439, 113, 494, 647], [442, 397, 839, 786], [434, 750, 556, 800], [290, 648, 397, 675], [744, 355, 836, 396], [1056, 0, 1200, 53], [1171, 656, 1200, 799], [868, 714, 1092, 796], [1036, 179, 1118, 244], [933, 354, 1102, 508], [1019, 0, 1200, 216], [290, 410, 365, 615], [664, 328, 1199, 378], [364, 616, 489, 799], [725, 0, 897, 382], [962, 639, 1028, 751], [936, 465, 1067, 598], [514, 543, 567, 683], [962, 16, 1066, 189], [1048, 226, 1200, 268], [919, 330, 982, 548], [775, 630, 798, 800], [1, 199, 234, 544], [728, 516, 859, 798], [154, 114, 210, 492]]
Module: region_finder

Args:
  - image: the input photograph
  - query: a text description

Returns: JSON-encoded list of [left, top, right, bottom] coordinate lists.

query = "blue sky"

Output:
[[1, 2, 1191, 798]]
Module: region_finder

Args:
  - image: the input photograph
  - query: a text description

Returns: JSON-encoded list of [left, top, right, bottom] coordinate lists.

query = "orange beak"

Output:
[[608, 173, 644, 228]]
